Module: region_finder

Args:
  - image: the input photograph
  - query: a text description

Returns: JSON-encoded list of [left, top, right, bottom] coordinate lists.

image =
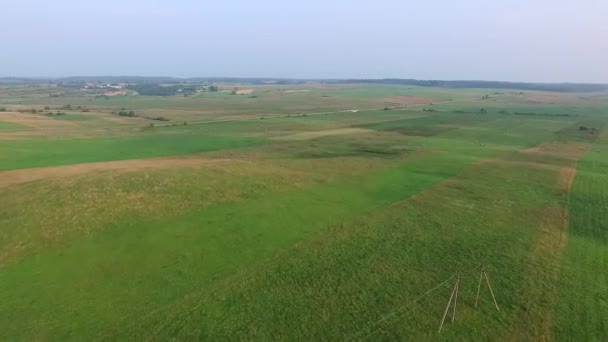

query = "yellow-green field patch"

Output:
[[273, 127, 374, 140]]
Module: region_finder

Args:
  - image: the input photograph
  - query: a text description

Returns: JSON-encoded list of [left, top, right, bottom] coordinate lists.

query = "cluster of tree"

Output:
[[579, 126, 598, 132], [113, 109, 137, 117], [146, 116, 169, 121], [16, 108, 38, 113], [322, 79, 608, 93], [0, 107, 6, 112], [3, 76, 608, 93]]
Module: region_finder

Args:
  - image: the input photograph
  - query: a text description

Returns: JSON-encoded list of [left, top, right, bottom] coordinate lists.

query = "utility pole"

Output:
[[475, 265, 500, 311], [439, 273, 460, 333]]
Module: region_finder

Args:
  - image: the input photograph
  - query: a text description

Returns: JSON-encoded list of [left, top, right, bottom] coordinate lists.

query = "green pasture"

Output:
[[0, 120, 26, 130], [0, 133, 262, 171]]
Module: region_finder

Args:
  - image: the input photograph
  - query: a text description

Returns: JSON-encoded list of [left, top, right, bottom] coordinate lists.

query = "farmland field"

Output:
[[1, 83, 607, 340]]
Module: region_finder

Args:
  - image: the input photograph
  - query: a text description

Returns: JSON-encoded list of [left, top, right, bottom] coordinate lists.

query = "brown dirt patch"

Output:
[[0, 155, 236, 189], [375, 96, 436, 106]]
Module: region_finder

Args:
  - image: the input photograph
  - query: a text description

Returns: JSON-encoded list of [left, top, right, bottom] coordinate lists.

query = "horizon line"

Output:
[[1, 76, 608, 86]]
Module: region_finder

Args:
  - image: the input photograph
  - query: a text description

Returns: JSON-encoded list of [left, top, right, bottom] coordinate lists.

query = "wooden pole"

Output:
[[475, 266, 483, 308], [452, 274, 460, 322], [438, 277, 458, 333], [483, 270, 500, 311]]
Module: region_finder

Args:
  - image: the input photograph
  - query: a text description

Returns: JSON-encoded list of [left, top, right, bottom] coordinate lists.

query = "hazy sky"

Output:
[[2, 0, 607, 82]]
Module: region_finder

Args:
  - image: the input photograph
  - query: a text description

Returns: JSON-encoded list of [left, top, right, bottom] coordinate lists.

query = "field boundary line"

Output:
[[154, 100, 455, 128]]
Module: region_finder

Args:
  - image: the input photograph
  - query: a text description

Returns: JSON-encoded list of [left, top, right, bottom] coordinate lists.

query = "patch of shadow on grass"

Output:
[[295, 143, 416, 159]]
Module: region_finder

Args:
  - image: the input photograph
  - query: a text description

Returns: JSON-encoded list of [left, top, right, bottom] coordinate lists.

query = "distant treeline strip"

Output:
[[330, 79, 608, 92], [1, 77, 607, 92]]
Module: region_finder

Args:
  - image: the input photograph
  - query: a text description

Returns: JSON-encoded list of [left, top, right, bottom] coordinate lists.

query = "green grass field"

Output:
[[0, 83, 607, 340], [0, 133, 262, 171]]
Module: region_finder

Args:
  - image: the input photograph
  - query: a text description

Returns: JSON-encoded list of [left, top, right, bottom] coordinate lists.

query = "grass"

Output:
[[0, 120, 26, 130], [0, 84, 607, 340], [0, 132, 263, 171], [49, 112, 95, 121]]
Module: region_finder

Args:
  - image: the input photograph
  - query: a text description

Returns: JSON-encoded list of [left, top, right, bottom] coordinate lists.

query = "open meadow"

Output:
[[1, 83, 607, 340]]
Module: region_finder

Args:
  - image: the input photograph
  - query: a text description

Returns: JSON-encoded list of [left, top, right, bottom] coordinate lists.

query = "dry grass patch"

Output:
[[0, 154, 321, 266], [556, 167, 577, 193], [507, 92, 575, 104], [273, 127, 374, 141], [235, 89, 253, 95], [0, 112, 77, 129], [283, 90, 310, 94], [375, 96, 436, 106], [0, 155, 238, 189], [505, 203, 569, 340], [522, 141, 588, 161]]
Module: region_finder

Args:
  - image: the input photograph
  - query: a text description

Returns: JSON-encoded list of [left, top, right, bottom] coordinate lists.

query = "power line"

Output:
[[350, 275, 455, 341]]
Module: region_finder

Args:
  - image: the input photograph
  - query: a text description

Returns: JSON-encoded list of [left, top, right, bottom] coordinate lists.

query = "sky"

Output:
[[2, 0, 607, 83]]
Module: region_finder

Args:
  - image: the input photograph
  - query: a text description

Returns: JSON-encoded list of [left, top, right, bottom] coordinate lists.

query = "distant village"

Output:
[[83, 82, 131, 90]]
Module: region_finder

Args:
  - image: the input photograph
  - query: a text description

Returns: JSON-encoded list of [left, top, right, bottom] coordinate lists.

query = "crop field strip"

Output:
[[0, 84, 607, 340], [553, 123, 608, 339]]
